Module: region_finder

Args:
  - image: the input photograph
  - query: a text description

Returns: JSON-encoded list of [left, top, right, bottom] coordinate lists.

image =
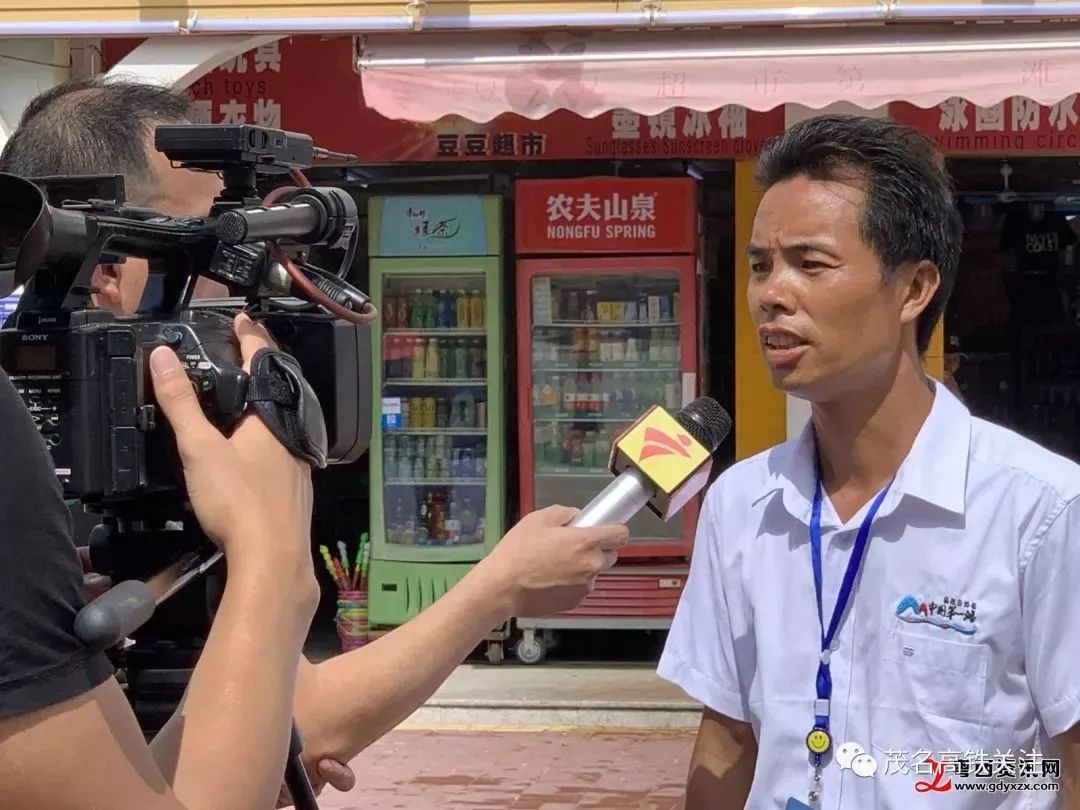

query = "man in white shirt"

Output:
[[658, 114, 1080, 808]]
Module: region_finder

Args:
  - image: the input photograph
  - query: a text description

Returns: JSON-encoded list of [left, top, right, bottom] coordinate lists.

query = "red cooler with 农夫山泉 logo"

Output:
[[510, 176, 701, 663]]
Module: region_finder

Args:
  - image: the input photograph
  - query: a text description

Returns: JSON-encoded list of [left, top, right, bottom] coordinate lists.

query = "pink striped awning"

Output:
[[357, 22, 1080, 123]]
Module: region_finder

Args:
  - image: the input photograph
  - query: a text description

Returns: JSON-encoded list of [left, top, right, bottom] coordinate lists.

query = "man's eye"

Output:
[[802, 260, 829, 271], [750, 262, 769, 275]]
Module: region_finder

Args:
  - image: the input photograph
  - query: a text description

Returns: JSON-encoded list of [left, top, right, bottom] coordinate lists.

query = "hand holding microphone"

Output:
[[572, 396, 732, 568], [475, 397, 730, 618]]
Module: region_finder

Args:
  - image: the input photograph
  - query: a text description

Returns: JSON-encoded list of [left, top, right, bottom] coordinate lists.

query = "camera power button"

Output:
[[161, 328, 185, 348]]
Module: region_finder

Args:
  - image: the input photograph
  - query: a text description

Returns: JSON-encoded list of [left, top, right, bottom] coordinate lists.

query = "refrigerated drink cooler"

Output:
[[512, 177, 702, 665], [367, 194, 508, 661]]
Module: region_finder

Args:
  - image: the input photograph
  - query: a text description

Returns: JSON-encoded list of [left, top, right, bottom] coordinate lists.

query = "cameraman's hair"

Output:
[[0, 77, 194, 206]]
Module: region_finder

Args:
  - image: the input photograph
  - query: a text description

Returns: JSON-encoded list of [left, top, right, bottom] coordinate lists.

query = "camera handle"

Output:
[[76, 549, 322, 810]]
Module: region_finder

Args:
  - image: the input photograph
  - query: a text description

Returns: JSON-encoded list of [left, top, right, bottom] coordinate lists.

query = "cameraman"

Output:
[[0, 77, 630, 794], [0, 314, 324, 809]]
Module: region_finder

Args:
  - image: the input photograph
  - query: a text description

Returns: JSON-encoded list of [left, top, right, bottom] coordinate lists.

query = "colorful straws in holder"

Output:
[[319, 533, 371, 652]]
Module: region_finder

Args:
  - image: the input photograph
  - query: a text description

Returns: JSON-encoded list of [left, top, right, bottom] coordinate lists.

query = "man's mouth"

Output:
[[762, 333, 806, 350]]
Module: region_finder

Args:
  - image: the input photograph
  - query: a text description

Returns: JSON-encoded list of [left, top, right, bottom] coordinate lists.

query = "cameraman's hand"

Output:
[[275, 758, 355, 807], [474, 505, 629, 618], [149, 314, 315, 592]]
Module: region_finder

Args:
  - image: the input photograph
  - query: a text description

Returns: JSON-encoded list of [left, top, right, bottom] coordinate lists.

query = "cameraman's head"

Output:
[[0, 77, 227, 313]]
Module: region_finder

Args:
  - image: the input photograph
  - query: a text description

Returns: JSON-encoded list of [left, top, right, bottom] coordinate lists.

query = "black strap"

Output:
[[244, 348, 328, 469]]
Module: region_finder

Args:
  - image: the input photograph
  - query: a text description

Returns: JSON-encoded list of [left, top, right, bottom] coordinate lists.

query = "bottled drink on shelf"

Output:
[[665, 380, 681, 410], [469, 339, 486, 378], [587, 329, 600, 363], [417, 492, 432, 544], [561, 374, 576, 416], [396, 296, 409, 330], [411, 338, 426, 378], [566, 291, 581, 321], [383, 434, 398, 477], [445, 499, 462, 543], [456, 290, 470, 329], [409, 288, 424, 329], [425, 338, 440, 378], [431, 491, 448, 541], [469, 289, 485, 329], [435, 290, 451, 330], [460, 496, 480, 542]]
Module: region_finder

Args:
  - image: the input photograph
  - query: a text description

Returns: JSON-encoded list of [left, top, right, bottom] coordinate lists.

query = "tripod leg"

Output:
[[285, 722, 320, 810]]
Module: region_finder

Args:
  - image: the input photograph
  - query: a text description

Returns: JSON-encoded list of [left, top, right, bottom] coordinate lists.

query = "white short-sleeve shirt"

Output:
[[658, 381, 1080, 808]]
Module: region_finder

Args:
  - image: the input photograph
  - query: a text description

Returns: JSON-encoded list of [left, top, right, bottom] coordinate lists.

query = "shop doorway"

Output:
[[946, 157, 1080, 462]]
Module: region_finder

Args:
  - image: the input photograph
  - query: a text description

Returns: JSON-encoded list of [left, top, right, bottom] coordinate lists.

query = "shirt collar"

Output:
[[753, 379, 971, 525]]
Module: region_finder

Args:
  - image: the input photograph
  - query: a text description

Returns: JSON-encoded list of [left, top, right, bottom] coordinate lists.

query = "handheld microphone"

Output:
[[570, 396, 731, 530], [214, 187, 357, 249]]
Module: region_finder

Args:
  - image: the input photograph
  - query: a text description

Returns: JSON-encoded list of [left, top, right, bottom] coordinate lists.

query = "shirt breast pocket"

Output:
[[877, 627, 990, 748]]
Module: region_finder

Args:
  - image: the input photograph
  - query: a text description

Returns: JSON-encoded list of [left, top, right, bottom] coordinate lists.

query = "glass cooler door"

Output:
[[528, 270, 687, 547], [377, 269, 494, 561]]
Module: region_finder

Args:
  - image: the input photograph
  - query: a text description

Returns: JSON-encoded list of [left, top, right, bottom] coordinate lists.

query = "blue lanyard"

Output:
[[806, 473, 893, 763]]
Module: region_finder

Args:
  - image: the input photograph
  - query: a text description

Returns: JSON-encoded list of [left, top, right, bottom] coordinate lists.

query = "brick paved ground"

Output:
[[313, 729, 695, 810]]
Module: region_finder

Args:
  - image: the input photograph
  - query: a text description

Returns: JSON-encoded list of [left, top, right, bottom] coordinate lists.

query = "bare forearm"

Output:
[[150, 558, 314, 810], [685, 712, 757, 810], [294, 560, 514, 762]]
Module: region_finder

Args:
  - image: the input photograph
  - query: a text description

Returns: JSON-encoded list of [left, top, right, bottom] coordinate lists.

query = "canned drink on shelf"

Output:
[[423, 397, 437, 428], [659, 293, 672, 323], [476, 399, 487, 428], [383, 296, 397, 329], [396, 296, 409, 329], [435, 397, 449, 428]]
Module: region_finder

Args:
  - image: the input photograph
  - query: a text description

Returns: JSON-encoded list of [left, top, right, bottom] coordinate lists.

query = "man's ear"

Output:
[[90, 264, 122, 311], [899, 259, 941, 326]]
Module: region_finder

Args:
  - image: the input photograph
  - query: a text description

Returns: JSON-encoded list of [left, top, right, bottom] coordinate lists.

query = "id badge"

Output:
[[785, 800, 814, 810]]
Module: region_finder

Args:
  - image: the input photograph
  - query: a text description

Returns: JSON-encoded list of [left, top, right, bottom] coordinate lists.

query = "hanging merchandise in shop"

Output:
[[101, 36, 782, 163]]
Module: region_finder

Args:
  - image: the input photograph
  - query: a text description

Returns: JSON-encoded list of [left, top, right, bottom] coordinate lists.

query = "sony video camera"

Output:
[[0, 123, 373, 595]]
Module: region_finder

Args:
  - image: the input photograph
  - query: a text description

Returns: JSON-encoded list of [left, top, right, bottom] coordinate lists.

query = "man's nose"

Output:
[[755, 266, 797, 315]]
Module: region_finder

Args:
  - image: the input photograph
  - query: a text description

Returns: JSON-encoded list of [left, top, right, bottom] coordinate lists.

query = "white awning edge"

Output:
[[358, 23, 1080, 122], [105, 34, 284, 91]]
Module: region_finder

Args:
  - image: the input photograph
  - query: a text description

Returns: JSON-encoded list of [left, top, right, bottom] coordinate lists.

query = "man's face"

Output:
[[91, 136, 228, 314], [746, 174, 926, 403]]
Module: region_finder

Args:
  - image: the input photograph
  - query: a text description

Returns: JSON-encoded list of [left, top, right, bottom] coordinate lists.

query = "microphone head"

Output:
[[675, 396, 732, 453]]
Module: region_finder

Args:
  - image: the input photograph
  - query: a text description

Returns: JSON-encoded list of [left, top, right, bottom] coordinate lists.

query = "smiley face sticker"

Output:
[[805, 727, 832, 756]]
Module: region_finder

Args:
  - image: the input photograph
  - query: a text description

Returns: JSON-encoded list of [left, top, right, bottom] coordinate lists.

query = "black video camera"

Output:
[[0, 123, 373, 605]]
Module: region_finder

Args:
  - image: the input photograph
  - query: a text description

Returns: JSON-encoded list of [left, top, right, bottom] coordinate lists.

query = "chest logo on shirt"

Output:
[[895, 594, 977, 636]]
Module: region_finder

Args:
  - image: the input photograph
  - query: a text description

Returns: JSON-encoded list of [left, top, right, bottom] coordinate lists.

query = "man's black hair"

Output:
[[0, 76, 194, 206], [754, 114, 963, 355]]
